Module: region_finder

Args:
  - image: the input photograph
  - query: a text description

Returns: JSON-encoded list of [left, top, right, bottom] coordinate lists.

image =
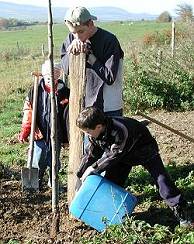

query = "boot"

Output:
[[172, 203, 193, 227], [48, 169, 52, 188], [38, 170, 45, 191], [38, 178, 43, 191], [139, 119, 150, 127]]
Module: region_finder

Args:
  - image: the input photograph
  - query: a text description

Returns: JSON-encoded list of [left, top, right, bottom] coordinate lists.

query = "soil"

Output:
[[0, 110, 194, 243]]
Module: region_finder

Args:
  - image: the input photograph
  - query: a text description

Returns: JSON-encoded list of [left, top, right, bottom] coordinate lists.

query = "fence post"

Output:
[[156, 49, 162, 73], [16, 41, 20, 55], [171, 21, 175, 58], [41, 43, 45, 58], [68, 52, 86, 205]]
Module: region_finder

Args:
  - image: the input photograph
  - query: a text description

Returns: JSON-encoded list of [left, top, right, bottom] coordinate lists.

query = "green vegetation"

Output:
[[124, 39, 194, 112], [0, 20, 194, 243], [79, 164, 194, 243], [0, 22, 171, 52], [80, 219, 194, 243], [98, 21, 172, 45]]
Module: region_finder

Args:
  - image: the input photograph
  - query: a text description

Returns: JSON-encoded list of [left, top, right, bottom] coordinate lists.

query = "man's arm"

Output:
[[77, 140, 103, 178], [87, 35, 124, 85], [18, 96, 32, 143], [92, 143, 126, 172], [61, 34, 74, 75], [80, 142, 126, 182], [80, 124, 129, 181], [61, 33, 124, 86]]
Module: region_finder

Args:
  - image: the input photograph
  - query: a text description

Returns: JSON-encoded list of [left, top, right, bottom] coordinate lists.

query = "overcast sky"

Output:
[[2, 0, 194, 15]]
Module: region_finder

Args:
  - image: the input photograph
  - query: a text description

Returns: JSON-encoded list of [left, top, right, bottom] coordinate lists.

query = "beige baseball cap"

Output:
[[64, 6, 97, 26]]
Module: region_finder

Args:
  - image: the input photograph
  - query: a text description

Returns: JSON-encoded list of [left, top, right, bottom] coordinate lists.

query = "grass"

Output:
[[98, 21, 171, 45], [0, 20, 180, 109], [0, 24, 68, 53], [0, 21, 171, 52], [0, 95, 27, 167], [79, 164, 194, 243]]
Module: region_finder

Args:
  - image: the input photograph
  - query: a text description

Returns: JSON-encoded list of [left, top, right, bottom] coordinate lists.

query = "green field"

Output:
[[0, 20, 177, 109], [0, 21, 171, 52]]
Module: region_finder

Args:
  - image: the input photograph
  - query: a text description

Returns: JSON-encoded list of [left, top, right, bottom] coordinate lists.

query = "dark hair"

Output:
[[76, 106, 106, 129]]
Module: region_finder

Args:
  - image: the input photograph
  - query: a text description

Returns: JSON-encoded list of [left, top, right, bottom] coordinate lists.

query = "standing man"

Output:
[[61, 6, 124, 116]]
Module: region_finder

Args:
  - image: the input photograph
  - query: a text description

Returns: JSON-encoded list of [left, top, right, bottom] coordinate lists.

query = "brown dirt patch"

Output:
[[0, 110, 194, 243]]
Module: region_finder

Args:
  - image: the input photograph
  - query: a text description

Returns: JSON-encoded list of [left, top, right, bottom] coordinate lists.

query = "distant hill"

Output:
[[0, 1, 157, 21]]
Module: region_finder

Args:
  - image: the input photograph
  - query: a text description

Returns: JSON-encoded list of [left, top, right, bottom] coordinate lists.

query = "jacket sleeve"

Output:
[[91, 129, 129, 172], [77, 139, 104, 178], [19, 88, 43, 141], [61, 34, 74, 75], [87, 36, 123, 85], [92, 143, 126, 172], [19, 97, 32, 140]]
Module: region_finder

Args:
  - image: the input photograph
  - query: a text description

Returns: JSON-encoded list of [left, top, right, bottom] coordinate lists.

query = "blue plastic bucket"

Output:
[[70, 174, 137, 232]]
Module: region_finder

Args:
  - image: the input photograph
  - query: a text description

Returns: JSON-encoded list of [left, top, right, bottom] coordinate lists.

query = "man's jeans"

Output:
[[104, 109, 123, 117]]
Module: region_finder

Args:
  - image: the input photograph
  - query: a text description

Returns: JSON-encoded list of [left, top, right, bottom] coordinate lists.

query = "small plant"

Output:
[[7, 240, 20, 244]]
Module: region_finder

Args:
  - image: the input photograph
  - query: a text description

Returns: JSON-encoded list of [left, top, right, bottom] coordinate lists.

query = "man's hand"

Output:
[[81, 166, 95, 182], [67, 39, 92, 55], [67, 39, 85, 55], [18, 132, 28, 143]]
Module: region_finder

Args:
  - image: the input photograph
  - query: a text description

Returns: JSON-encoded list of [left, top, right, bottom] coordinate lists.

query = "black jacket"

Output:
[[61, 27, 124, 112], [77, 117, 158, 177]]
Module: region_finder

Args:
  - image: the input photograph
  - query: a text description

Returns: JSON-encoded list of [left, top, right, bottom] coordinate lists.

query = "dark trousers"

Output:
[[104, 109, 123, 117], [105, 144, 184, 207]]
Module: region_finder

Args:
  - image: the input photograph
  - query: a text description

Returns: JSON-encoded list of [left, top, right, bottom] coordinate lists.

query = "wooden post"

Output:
[[156, 49, 162, 73], [68, 53, 86, 205], [47, 0, 59, 239], [16, 41, 19, 49], [41, 43, 45, 58], [137, 111, 194, 143], [171, 21, 175, 58]]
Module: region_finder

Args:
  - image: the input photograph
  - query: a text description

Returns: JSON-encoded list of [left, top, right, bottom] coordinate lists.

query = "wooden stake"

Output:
[[41, 43, 45, 58], [137, 111, 194, 143], [171, 21, 175, 58], [47, 0, 59, 239], [156, 49, 162, 73], [68, 52, 86, 205]]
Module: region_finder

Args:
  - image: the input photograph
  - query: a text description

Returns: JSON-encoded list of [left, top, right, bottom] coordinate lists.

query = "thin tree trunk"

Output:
[[68, 53, 86, 206], [47, 0, 59, 239]]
